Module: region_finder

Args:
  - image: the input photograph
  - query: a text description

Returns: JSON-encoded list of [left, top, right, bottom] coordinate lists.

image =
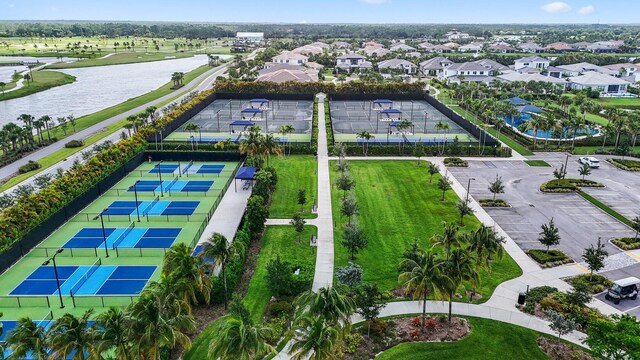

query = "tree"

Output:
[[335, 262, 362, 288], [582, 238, 608, 280], [208, 314, 275, 360], [341, 223, 368, 260], [289, 212, 306, 243], [23, 73, 31, 85], [413, 142, 425, 165], [94, 307, 132, 360], [203, 232, 237, 309], [246, 195, 269, 233], [4, 317, 48, 360], [399, 251, 446, 332], [437, 174, 452, 201], [290, 316, 340, 360], [355, 130, 374, 156], [553, 164, 567, 180], [632, 216, 640, 241], [335, 171, 355, 201], [33, 173, 52, 189], [0, 81, 6, 95], [456, 199, 474, 226], [538, 218, 561, 253], [162, 242, 212, 306], [488, 174, 505, 200], [578, 163, 591, 181], [266, 255, 296, 296], [432, 222, 462, 260], [68, 115, 77, 133], [278, 124, 295, 156], [442, 249, 477, 322], [46, 310, 96, 360], [585, 314, 640, 360], [427, 163, 439, 184], [297, 189, 306, 212], [546, 310, 576, 339], [340, 193, 358, 224], [171, 71, 185, 88], [294, 287, 356, 326], [354, 283, 387, 336], [565, 282, 592, 307]]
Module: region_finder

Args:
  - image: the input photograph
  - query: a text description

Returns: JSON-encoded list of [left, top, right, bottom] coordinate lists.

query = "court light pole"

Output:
[[93, 209, 109, 258], [158, 160, 164, 197], [42, 248, 65, 308], [563, 153, 571, 179], [466, 178, 476, 203], [129, 180, 141, 222]]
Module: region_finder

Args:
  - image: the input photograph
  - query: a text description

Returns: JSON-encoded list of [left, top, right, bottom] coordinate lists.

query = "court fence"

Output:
[[0, 295, 51, 308]]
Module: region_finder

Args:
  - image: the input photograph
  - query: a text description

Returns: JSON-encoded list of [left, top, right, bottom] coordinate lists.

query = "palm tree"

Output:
[[5, 317, 48, 360], [171, 72, 185, 88], [208, 314, 275, 360], [399, 250, 446, 332], [46, 310, 96, 360], [355, 130, 373, 156], [290, 316, 340, 360], [606, 108, 627, 149], [441, 248, 477, 322], [278, 124, 295, 156], [239, 126, 263, 166], [40, 115, 53, 142], [435, 120, 450, 154], [163, 243, 212, 307], [523, 114, 544, 150], [541, 112, 558, 149], [202, 232, 238, 310], [262, 133, 283, 166], [467, 226, 505, 271], [432, 222, 462, 260], [94, 307, 132, 360], [294, 287, 356, 327], [0, 81, 6, 95]]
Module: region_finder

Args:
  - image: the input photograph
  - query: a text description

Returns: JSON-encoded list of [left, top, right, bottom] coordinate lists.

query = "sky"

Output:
[[0, 0, 638, 24]]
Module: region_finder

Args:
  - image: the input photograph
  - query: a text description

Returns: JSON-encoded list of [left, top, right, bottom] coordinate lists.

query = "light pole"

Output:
[[43, 248, 65, 308], [563, 153, 571, 179], [466, 177, 476, 203], [93, 209, 109, 257], [158, 160, 164, 197], [129, 180, 141, 222]]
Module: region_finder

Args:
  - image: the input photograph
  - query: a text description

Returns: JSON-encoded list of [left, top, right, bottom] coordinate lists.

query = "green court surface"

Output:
[[334, 133, 476, 144], [0, 161, 239, 319], [165, 131, 312, 144]]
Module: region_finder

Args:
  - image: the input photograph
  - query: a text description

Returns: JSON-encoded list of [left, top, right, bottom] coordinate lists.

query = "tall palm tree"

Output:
[[399, 250, 446, 332], [239, 126, 262, 166], [94, 307, 132, 360], [294, 287, 356, 327], [5, 317, 48, 360], [432, 222, 462, 260], [467, 226, 504, 270], [202, 232, 238, 310], [290, 316, 340, 360], [207, 314, 275, 360], [278, 124, 295, 156], [262, 133, 283, 166], [441, 248, 477, 322], [605, 108, 627, 149], [46, 310, 96, 360], [523, 114, 543, 150], [163, 243, 212, 307], [542, 112, 558, 149], [355, 130, 373, 156], [435, 120, 450, 154], [39, 115, 53, 142]]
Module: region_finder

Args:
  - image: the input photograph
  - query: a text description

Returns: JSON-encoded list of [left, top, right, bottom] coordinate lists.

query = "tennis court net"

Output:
[[69, 258, 102, 297], [166, 176, 179, 193], [112, 222, 136, 250], [140, 195, 159, 216]]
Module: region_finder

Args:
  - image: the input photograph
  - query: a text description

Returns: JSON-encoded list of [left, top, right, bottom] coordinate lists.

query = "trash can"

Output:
[[517, 292, 526, 305]]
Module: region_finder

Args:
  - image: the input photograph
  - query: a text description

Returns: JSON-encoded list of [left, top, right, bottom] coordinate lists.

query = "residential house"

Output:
[[545, 42, 574, 52], [586, 41, 623, 53], [364, 47, 391, 57], [498, 72, 567, 86], [518, 42, 545, 53], [443, 42, 460, 49], [332, 41, 351, 49], [390, 44, 416, 52], [377, 59, 416, 74], [459, 42, 483, 53], [257, 69, 318, 83], [568, 72, 630, 94], [440, 62, 494, 83], [430, 44, 453, 53], [336, 53, 372, 73], [514, 56, 550, 71], [236, 32, 264, 44], [304, 62, 324, 71], [405, 52, 422, 58], [444, 29, 472, 40], [418, 42, 434, 51], [419, 56, 453, 76], [604, 63, 639, 81], [309, 42, 331, 49], [363, 41, 383, 49], [556, 62, 618, 77], [292, 45, 324, 56], [272, 52, 308, 65], [488, 44, 516, 53], [571, 42, 592, 51], [473, 59, 508, 75], [545, 66, 564, 78]]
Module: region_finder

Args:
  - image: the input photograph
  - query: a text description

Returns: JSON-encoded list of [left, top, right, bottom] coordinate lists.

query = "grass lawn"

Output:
[[0, 70, 75, 101], [45, 51, 194, 69], [183, 317, 223, 360], [330, 161, 521, 298], [578, 191, 634, 228], [243, 226, 317, 323], [572, 146, 640, 155], [376, 317, 555, 360], [596, 97, 640, 109], [269, 156, 318, 219], [525, 160, 551, 167]]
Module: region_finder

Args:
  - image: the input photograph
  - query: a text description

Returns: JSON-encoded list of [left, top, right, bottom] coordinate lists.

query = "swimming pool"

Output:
[[503, 113, 598, 139]]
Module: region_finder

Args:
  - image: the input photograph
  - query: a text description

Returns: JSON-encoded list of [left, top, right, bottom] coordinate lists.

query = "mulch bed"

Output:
[[342, 316, 470, 359], [537, 337, 594, 360]]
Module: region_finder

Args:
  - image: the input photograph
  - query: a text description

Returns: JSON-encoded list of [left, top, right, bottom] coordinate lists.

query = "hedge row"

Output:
[[328, 144, 511, 157], [311, 98, 319, 151], [608, 158, 640, 171], [540, 178, 604, 193], [213, 79, 424, 95], [324, 99, 334, 147]]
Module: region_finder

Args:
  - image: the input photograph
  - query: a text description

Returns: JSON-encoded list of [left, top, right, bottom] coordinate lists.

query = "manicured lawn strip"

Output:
[[330, 161, 520, 297], [0, 70, 75, 101], [596, 97, 640, 109], [183, 317, 223, 360], [578, 191, 634, 228], [269, 156, 318, 219], [243, 225, 317, 323], [525, 160, 551, 167], [376, 317, 553, 360], [45, 52, 195, 69], [571, 146, 640, 155], [451, 106, 534, 156]]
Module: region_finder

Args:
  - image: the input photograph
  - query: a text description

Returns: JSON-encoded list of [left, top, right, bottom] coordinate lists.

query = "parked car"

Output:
[[579, 156, 600, 168], [605, 277, 639, 305]]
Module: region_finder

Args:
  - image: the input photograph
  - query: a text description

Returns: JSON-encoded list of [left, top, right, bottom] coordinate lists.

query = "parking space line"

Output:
[[559, 206, 590, 209], [626, 305, 640, 313], [507, 231, 539, 233], [565, 213, 603, 216], [627, 252, 640, 262], [578, 221, 619, 224], [499, 222, 531, 225], [574, 264, 589, 273]]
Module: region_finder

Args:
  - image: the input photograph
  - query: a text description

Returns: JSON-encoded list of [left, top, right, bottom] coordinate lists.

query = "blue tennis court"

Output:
[[63, 227, 181, 249], [9, 265, 156, 296], [129, 180, 214, 193], [186, 164, 225, 174], [148, 164, 179, 174], [102, 200, 200, 216]]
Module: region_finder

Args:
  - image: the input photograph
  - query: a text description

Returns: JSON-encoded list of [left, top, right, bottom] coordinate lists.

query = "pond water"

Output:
[[0, 54, 229, 127], [503, 113, 599, 139]]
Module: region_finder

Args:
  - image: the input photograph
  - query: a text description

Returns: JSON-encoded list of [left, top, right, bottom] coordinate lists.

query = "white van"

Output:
[[579, 156, 600, 168]]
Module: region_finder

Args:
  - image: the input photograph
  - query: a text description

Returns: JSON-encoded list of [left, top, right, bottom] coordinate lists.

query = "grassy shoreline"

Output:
[[45, 51, 195, 69], [0, 70, 76, 101]]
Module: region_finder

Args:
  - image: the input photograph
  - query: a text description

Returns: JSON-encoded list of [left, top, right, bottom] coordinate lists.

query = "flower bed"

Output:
[[478, 199, 510, 207], [608, 158, 640, 171], [612, 237, 640, 250], [540, 179, 604, 193], [566, 274, 612, 294], [526, 249, 573, 268], [443, 157, 468, 167]]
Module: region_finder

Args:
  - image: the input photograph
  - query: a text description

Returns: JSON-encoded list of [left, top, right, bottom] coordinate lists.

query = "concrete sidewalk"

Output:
[[196, 182, 252, 245]]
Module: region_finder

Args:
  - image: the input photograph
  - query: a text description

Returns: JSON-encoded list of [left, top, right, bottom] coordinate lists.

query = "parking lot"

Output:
[[447, 156, 636, 262], [595, 262, 640, 317]]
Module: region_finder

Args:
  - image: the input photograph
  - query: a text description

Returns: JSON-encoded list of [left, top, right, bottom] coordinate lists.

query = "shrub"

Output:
[[539, 296, 563, 312], [410, 317, 422, 328], [478, 199, 510, 207], [368, 319, 388, 339], [268, 300, 293, 317], [611, 237, 640, 250], [425, 317, 437, 330], [64, 139, 84, 148], [527, 249, 572, 267], [523, 286, 559, 314], [540, 179, 604, 193], [608, 158, 640, 171], [266, 257, 313, 297], [343, 333, 363, 354], [567, 274, 613, 294], [443, 157, 468, 167], [18, 160, 41, 174]]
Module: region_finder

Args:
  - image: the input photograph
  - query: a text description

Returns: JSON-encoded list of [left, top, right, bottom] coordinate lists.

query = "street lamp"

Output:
[[129, 180, 141, 222], [42, 248, 65, 308], [466, 177, 476, 203], [563, 153, 571, 179], [93, 209, 110, 258], [157, 160, 164, 196]]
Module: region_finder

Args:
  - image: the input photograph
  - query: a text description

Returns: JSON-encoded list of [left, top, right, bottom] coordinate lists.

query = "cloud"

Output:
[[541, 2, 572, 13], [579, 5, 595, 15], [359, 0, 389, 4]]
